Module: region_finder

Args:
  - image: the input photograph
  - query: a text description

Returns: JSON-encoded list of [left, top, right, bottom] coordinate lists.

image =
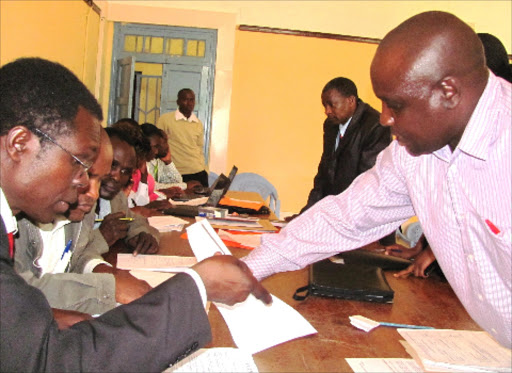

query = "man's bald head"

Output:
[[373, 11, 487, 91], [370, 11, 489, 156]]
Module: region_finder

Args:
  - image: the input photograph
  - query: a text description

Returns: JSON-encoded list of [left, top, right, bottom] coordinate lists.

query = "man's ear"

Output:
[[4, 126, 36, 162], [439, 77, 461, 109]]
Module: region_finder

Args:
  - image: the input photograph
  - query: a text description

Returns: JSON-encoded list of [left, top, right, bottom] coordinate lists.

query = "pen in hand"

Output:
[[95, 217, 135, 222]]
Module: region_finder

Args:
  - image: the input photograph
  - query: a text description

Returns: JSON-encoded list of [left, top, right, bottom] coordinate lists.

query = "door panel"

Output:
[[113, 56, 135, 122], [161, 63, 212, 162]]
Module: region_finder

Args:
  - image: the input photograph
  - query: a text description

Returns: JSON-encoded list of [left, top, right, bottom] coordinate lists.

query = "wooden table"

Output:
[[120, 191, 482, 372]]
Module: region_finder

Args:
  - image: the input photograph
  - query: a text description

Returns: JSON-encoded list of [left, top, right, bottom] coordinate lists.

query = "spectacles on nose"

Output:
[[32, 128, 92, 176]]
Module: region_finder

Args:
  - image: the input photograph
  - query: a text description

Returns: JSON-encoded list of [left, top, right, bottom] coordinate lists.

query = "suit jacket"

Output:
[[14, 210, 117, 314], [302, 99, 391, 213], [1, 217, 211, 372]]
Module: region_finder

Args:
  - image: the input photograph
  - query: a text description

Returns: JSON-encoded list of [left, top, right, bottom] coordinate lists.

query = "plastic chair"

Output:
[[208, 171, 219, 187], [229, 172, 281, 218]]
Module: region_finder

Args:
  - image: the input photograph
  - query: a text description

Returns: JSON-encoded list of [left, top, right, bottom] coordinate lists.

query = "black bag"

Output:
[[293, 259, 394, 303]]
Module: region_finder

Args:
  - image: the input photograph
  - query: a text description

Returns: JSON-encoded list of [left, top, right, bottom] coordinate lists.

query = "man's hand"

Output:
[[394, 246, 436, 278], [192, 255, 272, 306], [99, 211, 129, 246], [52, 308, 93, 329], [127, 232, 159, 255], [94, 264, 152, 304]]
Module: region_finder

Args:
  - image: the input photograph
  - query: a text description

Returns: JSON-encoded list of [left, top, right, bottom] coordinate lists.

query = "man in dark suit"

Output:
[[301, 77, 391, 213], [0, 57, 271, 372]]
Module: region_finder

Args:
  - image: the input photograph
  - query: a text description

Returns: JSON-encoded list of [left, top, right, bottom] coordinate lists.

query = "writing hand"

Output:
[[52, 308, 93, 329], [127, 232, 159, 256], [193, 255, 272, 306], [98, 211, 129, 246]]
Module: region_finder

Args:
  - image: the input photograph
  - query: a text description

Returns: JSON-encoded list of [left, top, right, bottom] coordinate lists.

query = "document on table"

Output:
[[346, 358, 423, 372], [398, 329, 512, 372], [217, 229, 262, 249], [186, 220, 318, 354], [164, 348, 258, 372], [169, 197, 209, 206], [117, 254, 197, 270], [147, 215, 188, 232]]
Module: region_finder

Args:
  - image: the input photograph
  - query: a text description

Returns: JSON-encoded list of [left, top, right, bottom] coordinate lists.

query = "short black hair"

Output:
[[177, 88, 194, 99], [105, 126, 135, 147], [140, 122, 164, 139], [322, 77, 358, 98], [0, 57, 103, 138], [112, 119, 151, 160]]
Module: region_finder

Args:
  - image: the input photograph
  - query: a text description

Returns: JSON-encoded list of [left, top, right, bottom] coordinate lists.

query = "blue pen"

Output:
[[61, 239, 73, 260], [379, 321, 434, 330]]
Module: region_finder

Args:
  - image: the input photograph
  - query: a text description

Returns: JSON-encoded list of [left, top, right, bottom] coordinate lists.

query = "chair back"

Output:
[[208, 171, 219, 187], [230, 172, 281, 218]]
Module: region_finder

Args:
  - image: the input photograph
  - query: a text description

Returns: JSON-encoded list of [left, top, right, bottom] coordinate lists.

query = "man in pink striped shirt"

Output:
[[244, 11, 511, 347]]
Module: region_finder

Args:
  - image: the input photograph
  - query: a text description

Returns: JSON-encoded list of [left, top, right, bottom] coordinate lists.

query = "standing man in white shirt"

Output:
[[157, 88, 208, 187]]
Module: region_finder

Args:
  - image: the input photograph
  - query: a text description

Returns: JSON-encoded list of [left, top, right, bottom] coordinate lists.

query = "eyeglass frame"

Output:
[[32, 127, 93, 174]]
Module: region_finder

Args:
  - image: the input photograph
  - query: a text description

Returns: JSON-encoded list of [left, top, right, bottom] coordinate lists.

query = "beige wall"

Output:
[[2, 0, 510, 213], [0, 0, 100, 92], [97, 0, 511, 214]]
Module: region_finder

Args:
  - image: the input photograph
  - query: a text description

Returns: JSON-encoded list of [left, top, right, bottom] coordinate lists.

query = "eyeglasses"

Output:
[[32, 128, 92, 175]]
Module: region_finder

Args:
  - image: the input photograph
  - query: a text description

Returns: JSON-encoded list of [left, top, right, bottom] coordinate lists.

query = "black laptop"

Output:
[[162, 166, 238, 217]]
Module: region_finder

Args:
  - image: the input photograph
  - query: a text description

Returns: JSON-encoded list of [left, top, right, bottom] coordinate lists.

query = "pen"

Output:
[[61, 239, 73, 260], [95, 217, 135, 222], [379, 322, 434, 330]]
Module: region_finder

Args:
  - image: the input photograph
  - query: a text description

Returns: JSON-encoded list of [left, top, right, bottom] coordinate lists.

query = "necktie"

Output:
[[7, 232, 14, 259]]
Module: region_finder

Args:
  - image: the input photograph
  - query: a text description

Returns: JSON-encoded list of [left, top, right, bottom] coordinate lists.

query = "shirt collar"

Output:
[[338, 116, 353, 137], [433, 72, 497, 162], [0, 187, 18, 235], [175, 110, 199, 123], [37, 215, 71, 233]]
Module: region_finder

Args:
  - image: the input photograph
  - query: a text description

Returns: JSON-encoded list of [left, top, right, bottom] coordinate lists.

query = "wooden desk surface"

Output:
[[123, 191, 481, 372], [157, 235, 481, 372]]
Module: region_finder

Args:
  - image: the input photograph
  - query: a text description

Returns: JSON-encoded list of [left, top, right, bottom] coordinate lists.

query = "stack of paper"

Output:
[[398, 329, 512, 372], [148, 216, 188, 232], [117, 254, 197, 288], [165, 348, 258, 372], [169, 197, 209, 206]]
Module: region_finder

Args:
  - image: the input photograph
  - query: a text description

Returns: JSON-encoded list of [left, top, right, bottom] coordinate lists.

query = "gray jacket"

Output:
[[14, 210, 116, 314]]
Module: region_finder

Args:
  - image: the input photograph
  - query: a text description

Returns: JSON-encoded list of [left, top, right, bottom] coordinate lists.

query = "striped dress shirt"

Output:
[[244, 73, 511, 347]]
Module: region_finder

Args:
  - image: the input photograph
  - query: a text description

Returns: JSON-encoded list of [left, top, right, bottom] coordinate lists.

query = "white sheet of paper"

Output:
[[215, 294, 317, 354], [164, 348, 258, 372], [147, 216, 189, 232], [186, 220, 231, 260], [398, 329, 512, 372], [346, 358, 423, 373], [169, 197, 209, 206], [217, 229, 262, 248], [129, 270, 175, 288], [117, 254, 197, 270], [186, 220, 317, 354]]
